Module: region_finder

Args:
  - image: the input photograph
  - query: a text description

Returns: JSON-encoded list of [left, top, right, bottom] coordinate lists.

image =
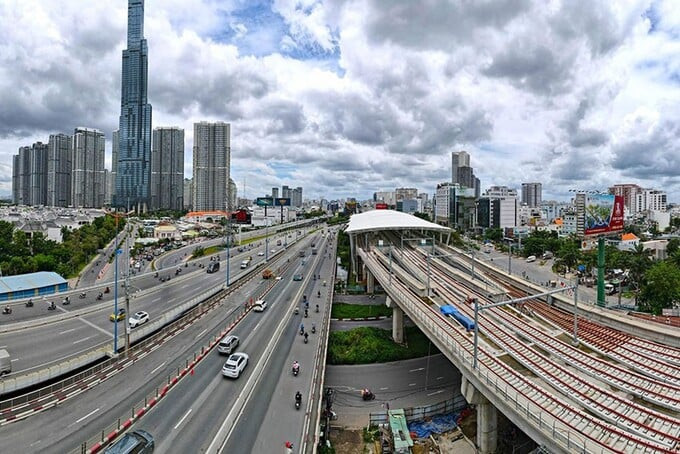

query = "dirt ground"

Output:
[[328, 426, 476, 454]]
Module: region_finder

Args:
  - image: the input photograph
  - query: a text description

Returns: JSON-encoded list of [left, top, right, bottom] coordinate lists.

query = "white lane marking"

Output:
[[29, 440, 42, 447], [409, 367, 425, 372], [76, 316, 114, 337], [174, 408, 192, 430], [11, 358, 19, 362], [73, 335, 95, 345], [59, 328, 77, 335], [427, 390, 445, 396], [180, 283, 191, 289], [195, 328, 207, 339], [75, 407, 100, 424], [151, 297, 161, 303], [409, 383, 416, 386], [379, 387, 389, 390], [150, 361, 166, 375], [436, 376, 444, 380]]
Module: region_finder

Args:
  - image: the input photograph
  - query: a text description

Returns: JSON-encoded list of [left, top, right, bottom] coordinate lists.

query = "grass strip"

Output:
[[328, 326, 440, 364], [331, 303, 392, 319]]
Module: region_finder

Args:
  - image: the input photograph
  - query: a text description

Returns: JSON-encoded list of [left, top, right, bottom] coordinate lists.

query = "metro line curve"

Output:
[[361, 247, 678, 453], [398, 247, 680, 449]]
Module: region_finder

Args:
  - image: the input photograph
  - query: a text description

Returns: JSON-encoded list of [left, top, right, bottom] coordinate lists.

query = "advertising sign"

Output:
[[256, 197, 274, 207], [231, 209, 252, 224], [584, 194, 624, 236], [274, 198, 291, 207], [375, 203, 388, 210]]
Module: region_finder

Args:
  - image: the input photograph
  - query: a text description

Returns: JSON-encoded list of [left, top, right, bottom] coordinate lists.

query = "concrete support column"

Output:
[[462, 377, 498, 454], [366, 269, 375, 294], [392, 305, 404, 344]]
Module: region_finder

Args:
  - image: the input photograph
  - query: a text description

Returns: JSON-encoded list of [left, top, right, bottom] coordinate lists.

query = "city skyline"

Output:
[[0, 1, 678, 202]]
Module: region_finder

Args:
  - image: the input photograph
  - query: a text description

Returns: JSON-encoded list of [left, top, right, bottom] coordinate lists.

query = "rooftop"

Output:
[[0, 271, 67, 293], [345, 209, 449, 235]]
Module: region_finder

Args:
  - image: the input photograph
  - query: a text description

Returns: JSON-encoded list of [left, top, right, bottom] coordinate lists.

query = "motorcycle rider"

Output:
[[311, 323, 316, 334], [304, 332, 309, 343], [295, 391, 302, 408], [292, 360, 300, 374], [316, 304, 319, 313], [299, 323, 304, 335], [317, 290, 321, 298]]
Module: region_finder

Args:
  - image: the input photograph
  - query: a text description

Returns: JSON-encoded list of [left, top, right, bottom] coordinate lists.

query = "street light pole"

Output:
[[113, 216, 119, 354], [124, 221, 131, 357], [507, 242, 512, 275], [225, 212, 231, 289]]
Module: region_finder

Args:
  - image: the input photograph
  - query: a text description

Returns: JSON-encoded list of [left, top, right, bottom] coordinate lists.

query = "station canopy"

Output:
[[345, 209, 449, 235]]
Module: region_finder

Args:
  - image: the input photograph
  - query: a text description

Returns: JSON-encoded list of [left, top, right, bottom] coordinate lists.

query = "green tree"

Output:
[[413, 212, 430, 222], [557, 241, 581, 272], [484, 228, 503, 242], [639, 261, 680, 314], [667, 238, 680, 256]]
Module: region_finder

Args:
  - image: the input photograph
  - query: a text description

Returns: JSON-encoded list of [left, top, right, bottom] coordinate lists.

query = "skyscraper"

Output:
[[72, 128, 106, 208], [29, 142, 48, 206], [47, 133, 73, 207], [114, 0, 152, 212], [151, 127, 184, 211], [521, 183, 542, 208], [292, 187, 303, 207], [192, 121, 231, 211], [451, 150, 470, 182], [272, 187, 279, 199]]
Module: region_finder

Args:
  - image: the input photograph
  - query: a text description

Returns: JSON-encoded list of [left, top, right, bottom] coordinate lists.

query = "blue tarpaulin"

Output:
[[408, 413, 459, 438]]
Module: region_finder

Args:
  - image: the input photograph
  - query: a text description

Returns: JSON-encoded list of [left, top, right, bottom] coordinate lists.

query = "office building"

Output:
[[451, 150, 479, 197], [521, 182, 542, 207], [72, 127, 106, 208], [114, 0, 153, 211], [111, 129, 119, 203], [609, 184, 642, 212], [151, 127, 184, 211], [395, 187, 418, 201], [451, 151, 470, 180], [192, 121, 231, 211], [47, 133, 73, 207]]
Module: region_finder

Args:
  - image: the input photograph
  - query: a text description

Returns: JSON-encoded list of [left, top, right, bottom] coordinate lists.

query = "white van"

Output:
[[0, 349, 11, 375], [525, 255, 537, 263]]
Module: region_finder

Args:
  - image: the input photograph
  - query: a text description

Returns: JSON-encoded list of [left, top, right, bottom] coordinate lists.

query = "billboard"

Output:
[[584, 194, 624, 236], [231, 209, 252, 224], [256, 197, 274, 207], [274, 198, 291, 207], [375, 203, 388, 210]]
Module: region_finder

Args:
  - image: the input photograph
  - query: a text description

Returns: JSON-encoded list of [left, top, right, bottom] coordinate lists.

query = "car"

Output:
[[222, 352, 249, 378], [270, 249, 276, 253], [103, 429, 155, 454], [257, 251, 265, 256], [129, 311, 149, 328], [253, 299, 267, 312], [218, 335, 240, 355], [293, 274, 303, 281], [110, 308, 127, 322]]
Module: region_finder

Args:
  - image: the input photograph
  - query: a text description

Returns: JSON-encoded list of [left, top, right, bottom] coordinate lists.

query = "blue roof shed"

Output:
[[0, 272, 69, 301]]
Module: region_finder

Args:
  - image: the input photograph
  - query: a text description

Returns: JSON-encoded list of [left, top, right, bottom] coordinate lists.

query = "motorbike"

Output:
[[104, 287, 110, 294], [361, 389, 375, 401], [79, 292, 86, 299], [315, 304, 319, 313], [26, 299, 34, 308], [311, 325, 316, 334], [62, 297, 71, 305], [295, 392, 302, 410], [299, 325, 305, 335], [317, 291, 321, 298], [304, 309, 308, 318], [48, 302, 56, 311], [294, 307, 299, 315], [292, 364, 300, 376], [96, 293, 103, 301], [2, 306, 11, 315], [303, 333, 308, 344]]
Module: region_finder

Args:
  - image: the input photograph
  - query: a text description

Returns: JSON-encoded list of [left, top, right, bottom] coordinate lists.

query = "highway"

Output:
[[0, 229, 330, 453], [0, 226, 314, 378]]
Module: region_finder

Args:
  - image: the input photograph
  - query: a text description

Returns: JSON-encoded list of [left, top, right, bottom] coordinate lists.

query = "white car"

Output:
[[253, 299, 267, 312], [257, 252, 265, 256], [128, 311, 149, 328], [222, 352, 249, 378]]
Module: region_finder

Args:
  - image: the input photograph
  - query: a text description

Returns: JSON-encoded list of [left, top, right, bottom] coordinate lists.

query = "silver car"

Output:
[[217, 335, 240, 355]]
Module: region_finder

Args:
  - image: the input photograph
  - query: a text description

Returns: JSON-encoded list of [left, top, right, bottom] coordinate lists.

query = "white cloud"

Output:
[[0, 0, 678, 204]]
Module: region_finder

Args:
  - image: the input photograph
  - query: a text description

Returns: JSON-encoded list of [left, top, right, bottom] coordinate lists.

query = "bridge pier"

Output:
[[391, 302, 404, 344], [366, 269, 375, 294], [462, 376, 498, 454]]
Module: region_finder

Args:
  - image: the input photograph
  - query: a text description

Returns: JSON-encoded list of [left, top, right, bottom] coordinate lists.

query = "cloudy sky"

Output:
[[0, 0, 678, 202]]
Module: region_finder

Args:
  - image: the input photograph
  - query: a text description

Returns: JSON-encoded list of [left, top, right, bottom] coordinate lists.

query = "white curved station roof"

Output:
[[345, 209, 449, 235]]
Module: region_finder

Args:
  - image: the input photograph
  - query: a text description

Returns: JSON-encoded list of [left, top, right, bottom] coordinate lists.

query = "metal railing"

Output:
[[368, 396, 468, 427]]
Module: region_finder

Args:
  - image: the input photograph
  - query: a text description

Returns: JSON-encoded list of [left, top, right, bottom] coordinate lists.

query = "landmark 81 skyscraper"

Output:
[[114, 0, 152, 211]]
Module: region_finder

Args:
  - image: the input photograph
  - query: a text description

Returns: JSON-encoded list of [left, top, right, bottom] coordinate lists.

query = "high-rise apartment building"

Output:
[[111, 129, 119, 203], [192, 121, 231, 211], [521, 182, 542, 207], [229, 178, 238, 211], [272, 187, 279, 199], [609, 184, 642, 212], [11, 154, 20, 205], [72, 127, 106, 208], [114, 0, 153, 211], [17, 146, 31, 205], [634, 189, 667, 213], [29, 142, 48, 206], [282, 185, 291, 200], [292, 187, 303, 207], [151, 127, 184, 211], [47, 133, 73, 207], [183, 178, 193, 211]]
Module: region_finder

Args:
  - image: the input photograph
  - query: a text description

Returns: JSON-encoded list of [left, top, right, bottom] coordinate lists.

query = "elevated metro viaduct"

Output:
[[344, 210, 505, 453]]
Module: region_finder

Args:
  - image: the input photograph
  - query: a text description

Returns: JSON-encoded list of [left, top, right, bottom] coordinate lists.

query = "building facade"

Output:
[[72, 127, 106, 208], [114, 0, 153, 211], [451, 150, 470, 182], [29, 142, 49, 206], [609, 184, 642, 213], [229, 178, 238, 211], [521, 182, 542, 207], [47, 133, 73, 207], [292, 186, 303, 207], [183, 178, 193, 211], [272, 187, 279, 199], [192, 121, 231, 211], [151, 127, 184, 211]]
